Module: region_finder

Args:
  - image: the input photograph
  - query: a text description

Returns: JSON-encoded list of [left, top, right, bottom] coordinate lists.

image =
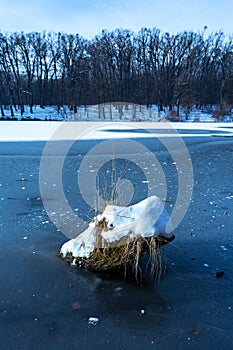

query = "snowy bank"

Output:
[[1, 104, 232, 122], [1, 121, 233, 141]]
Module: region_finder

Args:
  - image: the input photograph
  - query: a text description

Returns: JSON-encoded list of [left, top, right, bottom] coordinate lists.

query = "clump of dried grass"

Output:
[[62, 160, 175, 283], [63, 217, 174, 284]]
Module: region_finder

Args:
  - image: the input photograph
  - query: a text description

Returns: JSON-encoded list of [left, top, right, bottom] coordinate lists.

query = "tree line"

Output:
[[0, 28, 233, 117]]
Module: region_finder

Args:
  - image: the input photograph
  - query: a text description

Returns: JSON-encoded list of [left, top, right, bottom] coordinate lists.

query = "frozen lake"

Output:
[[0, 128, 233, 349]]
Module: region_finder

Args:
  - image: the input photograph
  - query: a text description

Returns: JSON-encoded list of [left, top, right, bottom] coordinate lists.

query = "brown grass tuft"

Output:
[[62, 217, 174, 284]]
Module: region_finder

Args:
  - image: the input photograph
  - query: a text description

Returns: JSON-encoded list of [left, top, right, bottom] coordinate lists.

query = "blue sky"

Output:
[[0, 0, 232, 37]]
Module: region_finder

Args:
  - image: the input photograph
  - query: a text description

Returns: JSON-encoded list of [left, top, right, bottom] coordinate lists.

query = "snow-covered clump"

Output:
[[60, 223, 97, 258], [60, 196, 172, 259]]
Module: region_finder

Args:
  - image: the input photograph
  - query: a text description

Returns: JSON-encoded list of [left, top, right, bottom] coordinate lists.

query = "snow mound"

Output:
[[60, 223, 96, 258], [60, 195, 172, 259]]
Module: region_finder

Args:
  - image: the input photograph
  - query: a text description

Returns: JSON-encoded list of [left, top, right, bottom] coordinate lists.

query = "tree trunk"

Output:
[[0, 104, 4, 117]]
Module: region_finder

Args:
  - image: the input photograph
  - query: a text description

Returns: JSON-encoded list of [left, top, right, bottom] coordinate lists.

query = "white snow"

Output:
[[97, 196, 171, 242], [88, 317, 99, 325], [1, 104, 232, 123], [0, 120, 233, 141], [60, 195, 173, 259], [60, 222, 97, 258]]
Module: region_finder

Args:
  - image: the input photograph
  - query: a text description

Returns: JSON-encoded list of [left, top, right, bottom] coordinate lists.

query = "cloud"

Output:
[[0, 0, 232, 37]]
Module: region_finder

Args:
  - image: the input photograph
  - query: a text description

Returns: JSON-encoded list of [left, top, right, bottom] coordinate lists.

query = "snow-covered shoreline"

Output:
[[0, 120, 233, 142]]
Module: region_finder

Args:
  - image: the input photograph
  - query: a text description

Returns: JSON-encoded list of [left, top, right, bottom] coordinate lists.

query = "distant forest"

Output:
[[0, 28, 233, 116]]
